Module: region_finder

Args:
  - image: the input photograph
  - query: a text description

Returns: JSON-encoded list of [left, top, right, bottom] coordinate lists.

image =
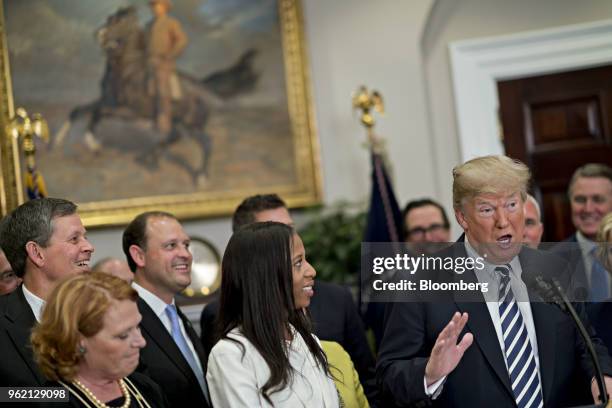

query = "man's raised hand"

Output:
[[425, 312, 473, 386]]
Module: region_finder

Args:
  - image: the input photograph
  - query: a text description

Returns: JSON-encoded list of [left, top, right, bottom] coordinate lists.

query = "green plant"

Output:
[[298, 201, 366, 284]]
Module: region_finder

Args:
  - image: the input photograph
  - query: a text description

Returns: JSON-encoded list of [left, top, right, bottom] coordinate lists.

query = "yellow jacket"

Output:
[[321, 341, 370, 408]]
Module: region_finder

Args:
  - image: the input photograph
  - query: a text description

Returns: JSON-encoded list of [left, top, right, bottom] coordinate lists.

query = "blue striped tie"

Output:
[[496, 265, 543, 408]]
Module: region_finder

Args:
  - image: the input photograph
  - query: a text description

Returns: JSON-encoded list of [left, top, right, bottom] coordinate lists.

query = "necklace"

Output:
[[71, 378, 131, 408]]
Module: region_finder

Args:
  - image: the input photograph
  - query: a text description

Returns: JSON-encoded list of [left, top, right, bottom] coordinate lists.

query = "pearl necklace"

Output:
[[71, 378, 131, 408]]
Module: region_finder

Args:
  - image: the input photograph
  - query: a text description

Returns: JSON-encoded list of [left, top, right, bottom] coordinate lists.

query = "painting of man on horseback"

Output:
[[4, 0, 319, 224], [55, 3, 258, 185]]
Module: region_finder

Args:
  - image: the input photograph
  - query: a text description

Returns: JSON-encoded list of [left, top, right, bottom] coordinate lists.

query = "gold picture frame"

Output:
[[0, 0, 321, 226]]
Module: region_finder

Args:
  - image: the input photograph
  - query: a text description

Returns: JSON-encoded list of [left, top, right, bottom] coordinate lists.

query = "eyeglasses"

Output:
[[407, 224, 448, 239]]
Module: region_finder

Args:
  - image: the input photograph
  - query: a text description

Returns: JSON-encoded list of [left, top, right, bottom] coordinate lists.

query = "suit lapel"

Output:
[[449, 244, 515, 400], [3, 287, 45, 385], [177, 306, 208, 373], [452, 270, 514, 399], [137, 298, 199, 381]]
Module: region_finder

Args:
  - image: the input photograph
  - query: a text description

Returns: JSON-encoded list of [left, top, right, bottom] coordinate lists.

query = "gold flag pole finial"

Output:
[[352, 85, 385, 151], [7, 107, 50, 199]]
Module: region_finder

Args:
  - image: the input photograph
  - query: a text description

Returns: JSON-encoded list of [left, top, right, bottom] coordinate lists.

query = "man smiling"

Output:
[[555, 164, 612, 300], [0, 198, 94, 386], [123, 211, 211, 408]]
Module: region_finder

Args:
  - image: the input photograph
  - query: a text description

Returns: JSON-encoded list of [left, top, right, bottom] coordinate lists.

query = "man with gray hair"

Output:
[[555, 163, 612, 301], [0, 198, 94, 386], [378, 155, 612, 407], [523, 194, 544, 249]]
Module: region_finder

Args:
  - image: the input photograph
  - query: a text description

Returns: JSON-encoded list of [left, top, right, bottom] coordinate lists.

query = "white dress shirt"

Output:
[[22, 284, 45, 322], [132, 282, 204, 376]]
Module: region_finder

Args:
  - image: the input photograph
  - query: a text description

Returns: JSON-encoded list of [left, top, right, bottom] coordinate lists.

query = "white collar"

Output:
[[464, 237, 521, 278], [22, 284, 45, 322], [131, 281, 174, 319]]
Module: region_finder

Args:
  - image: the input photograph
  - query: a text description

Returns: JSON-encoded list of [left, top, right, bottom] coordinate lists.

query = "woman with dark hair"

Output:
[[31, 272, 168, 407], [207, 222, 339, 407]]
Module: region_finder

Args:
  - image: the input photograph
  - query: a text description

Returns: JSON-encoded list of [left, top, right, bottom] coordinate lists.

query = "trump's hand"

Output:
[[425, 312, 473, 387], [591, 375, 612, 404]]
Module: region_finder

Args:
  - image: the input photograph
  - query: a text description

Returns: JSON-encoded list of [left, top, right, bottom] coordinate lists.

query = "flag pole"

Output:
[[7, 108, 49, 200]]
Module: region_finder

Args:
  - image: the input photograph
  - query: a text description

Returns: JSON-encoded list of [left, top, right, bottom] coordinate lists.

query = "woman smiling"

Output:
[[207, 222, 339, 407]]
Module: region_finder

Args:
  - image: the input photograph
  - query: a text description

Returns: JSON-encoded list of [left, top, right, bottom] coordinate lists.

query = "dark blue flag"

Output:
[[362, 151, 402, 348], [364, 152, 402, 243]]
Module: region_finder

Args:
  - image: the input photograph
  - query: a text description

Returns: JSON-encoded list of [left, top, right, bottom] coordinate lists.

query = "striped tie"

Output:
[[496, 265, 543, 408]]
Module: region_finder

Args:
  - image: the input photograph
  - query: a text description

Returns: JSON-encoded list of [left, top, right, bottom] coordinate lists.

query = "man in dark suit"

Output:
[[377, 155, 612, 407], [0, 198, 94, 386], [200, 194, 378, 404], [123, 211, 211, 408], [552, 163, 612, 301]]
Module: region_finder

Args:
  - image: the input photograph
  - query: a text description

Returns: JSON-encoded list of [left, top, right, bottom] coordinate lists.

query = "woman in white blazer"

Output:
[[207, 222, 340, 407]]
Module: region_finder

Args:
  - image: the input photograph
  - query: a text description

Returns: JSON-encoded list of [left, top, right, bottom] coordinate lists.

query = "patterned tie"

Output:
[[496, 265, 543, 408], [590, 247, 610, 302], [165, 304, 209, 402]]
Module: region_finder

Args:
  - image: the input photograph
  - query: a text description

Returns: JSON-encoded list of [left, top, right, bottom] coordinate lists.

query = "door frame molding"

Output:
[[449, 19, 612, 161]]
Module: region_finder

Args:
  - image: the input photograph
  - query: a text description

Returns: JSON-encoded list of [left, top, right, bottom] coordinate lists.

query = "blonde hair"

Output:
[[453, 155, 530, 209], [597, 213, 612, 271], [31, 272, 138, 381]]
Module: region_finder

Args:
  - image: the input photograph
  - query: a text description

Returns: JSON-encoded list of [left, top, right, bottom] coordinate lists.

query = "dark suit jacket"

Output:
[[200, 281, 378, 405], [377, 244, 612, 408], [41, 372, 169, 407], [587, 301, 612, 358], [550, 233, 591, 300], [136, 298, 211, 408], [0, 286, 45, 386]]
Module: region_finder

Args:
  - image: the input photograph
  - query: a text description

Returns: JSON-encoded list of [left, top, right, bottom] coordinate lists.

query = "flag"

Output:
[[362, 150, 402, 348], [25, 160, 47, 200], [364, 152, 402, 243]]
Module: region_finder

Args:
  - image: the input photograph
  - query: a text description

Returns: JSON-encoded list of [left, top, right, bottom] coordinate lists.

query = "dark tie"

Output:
[[165, 304, 210, 402], [496, 264, 543, 408], [590, 247, 610, 302]]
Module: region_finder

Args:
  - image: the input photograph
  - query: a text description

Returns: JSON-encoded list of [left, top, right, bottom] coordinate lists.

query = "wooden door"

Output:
[[498, 65, 612, 242]]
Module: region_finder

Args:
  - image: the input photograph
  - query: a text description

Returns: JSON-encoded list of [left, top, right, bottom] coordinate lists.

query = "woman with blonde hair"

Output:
[[587, 212, 612, 354], [31, 272, 168, 407]]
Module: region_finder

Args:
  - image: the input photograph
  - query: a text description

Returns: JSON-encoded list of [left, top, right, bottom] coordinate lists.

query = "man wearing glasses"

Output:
[[402, 199, 451, 254]]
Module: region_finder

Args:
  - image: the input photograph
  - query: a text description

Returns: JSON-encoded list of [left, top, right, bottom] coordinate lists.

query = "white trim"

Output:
[[449, 19, 612, 161]]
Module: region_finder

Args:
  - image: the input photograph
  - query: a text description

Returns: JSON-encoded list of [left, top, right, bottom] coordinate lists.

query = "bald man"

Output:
[[523, 194, 544, 249], [92, 257, 133, 283]]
